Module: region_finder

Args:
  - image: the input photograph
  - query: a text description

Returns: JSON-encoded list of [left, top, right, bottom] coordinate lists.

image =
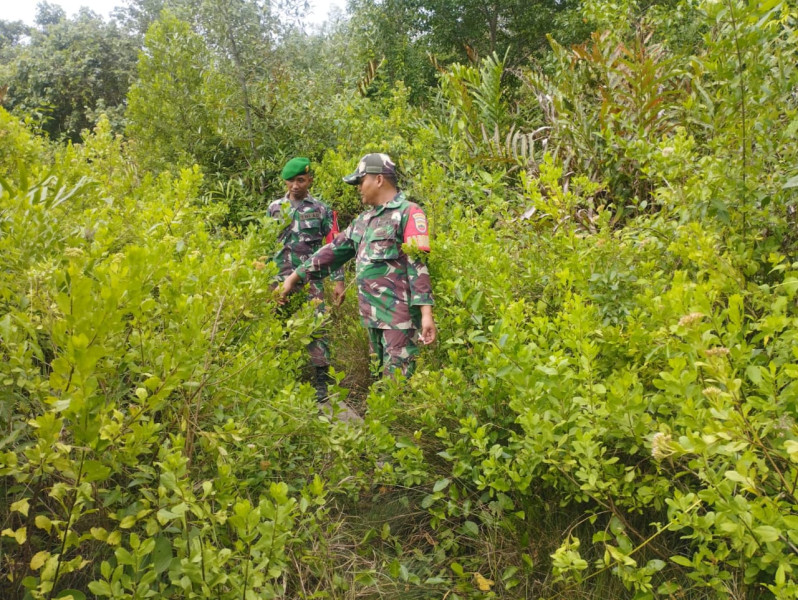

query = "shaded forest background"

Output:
[[1, 0, 798, 599]]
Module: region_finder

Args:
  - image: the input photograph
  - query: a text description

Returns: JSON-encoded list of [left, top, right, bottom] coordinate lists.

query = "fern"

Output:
[[469, 50, 509, 132]]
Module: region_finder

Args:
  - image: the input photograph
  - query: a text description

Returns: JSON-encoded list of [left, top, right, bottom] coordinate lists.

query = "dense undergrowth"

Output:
[[2, 0, 798, 598]]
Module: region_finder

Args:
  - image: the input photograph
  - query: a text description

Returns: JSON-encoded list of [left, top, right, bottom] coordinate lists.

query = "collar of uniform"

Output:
[[285, 193, 316, 207], [374, 192, 405, 214]]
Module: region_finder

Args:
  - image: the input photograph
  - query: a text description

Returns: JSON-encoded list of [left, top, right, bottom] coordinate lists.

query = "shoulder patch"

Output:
[[403, 206, 431, 251], [412, 212, 428, 234]]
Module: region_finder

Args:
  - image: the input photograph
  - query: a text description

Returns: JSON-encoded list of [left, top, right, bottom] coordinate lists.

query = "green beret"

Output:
[[281, 157, 311, 180]]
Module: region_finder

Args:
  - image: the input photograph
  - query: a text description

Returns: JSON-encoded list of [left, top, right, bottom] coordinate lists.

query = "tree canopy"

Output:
[[1, 3, 138, 141]]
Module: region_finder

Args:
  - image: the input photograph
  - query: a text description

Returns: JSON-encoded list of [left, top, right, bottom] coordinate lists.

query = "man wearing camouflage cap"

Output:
[[269, 157, 345, 401], [281, 153, 436, 378]]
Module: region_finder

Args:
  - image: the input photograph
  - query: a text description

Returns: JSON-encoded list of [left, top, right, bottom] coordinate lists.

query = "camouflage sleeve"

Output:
[[296, 222, 357, 282], [403, 204, 434, 306], [407, 254, 434, 306], [320, 205, 345, 282], [401, 202, 435, 306]]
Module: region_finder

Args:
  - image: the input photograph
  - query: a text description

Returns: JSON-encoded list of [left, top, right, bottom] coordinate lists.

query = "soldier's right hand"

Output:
[[332, 280, 346, 307], [279, 272, 300, 304]]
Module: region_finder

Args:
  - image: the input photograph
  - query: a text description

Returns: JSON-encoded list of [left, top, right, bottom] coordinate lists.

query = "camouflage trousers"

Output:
[[367, 328, 419, 378], [306, 280, 331, 368]]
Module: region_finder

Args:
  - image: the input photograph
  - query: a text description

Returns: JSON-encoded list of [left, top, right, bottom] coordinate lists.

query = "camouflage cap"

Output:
[[343, 153, 396, 185], [281, 157, 311, 180]]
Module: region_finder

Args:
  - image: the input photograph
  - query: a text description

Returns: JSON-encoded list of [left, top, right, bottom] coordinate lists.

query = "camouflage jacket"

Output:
[[267, 194, 343, 282], [296, 192, 433, 329]]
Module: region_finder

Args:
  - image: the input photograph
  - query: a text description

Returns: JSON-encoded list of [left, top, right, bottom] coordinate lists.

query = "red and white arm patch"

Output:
[[325, 210, 340, 244], [403, 206, 431, 251]]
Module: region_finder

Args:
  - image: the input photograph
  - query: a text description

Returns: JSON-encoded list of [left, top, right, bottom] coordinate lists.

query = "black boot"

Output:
[[313, 366, 333, 403]]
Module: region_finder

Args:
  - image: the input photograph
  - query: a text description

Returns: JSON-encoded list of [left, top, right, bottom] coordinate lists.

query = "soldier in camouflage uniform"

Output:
[[269, 157, 345, 400], [281, 153, 436, 378]]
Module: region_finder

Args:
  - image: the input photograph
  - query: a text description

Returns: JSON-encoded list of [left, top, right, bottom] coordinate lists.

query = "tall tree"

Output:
[[418, 0, 569, 59], [342, 0, 585, 104], [0, 20, 30, 65], [346, 0, 436, 101], [1, 4, 138, 141], [125, 13, 223, 171], [193, 0, 283, 165]]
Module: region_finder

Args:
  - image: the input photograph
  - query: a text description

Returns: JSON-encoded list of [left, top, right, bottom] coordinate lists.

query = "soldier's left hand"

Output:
[[420, 312, 437, 345]]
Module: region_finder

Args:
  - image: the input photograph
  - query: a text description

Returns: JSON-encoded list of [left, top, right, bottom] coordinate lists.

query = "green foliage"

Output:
[[344, 0, 438, 103], [126, 13, 224, 174], [122, 2, 375, 219], [435, 51, 514, 165], [315, 2, 798, 595], [347, 0, 586, 81], [3, 0, 798, 598], [402, 199, 798, 596], [0, 110, 378, 599], [1, 9, 138, 142], [521, 28, 688, 207]]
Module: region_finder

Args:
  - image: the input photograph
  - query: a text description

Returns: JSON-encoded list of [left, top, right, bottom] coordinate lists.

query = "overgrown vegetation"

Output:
[[2, 0, 798, 598]]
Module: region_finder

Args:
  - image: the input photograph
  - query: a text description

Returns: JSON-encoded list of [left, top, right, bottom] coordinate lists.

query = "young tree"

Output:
[[125, 13, 222, 172]]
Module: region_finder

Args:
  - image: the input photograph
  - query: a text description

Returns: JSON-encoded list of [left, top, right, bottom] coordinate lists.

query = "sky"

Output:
[[0, 0, 347, 28]]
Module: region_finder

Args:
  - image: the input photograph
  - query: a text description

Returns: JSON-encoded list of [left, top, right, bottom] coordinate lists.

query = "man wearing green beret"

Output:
[[268, 157, 345, 402]]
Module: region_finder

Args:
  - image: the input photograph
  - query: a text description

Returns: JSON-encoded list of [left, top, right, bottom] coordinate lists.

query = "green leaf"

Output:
[[55, 590, 86, 600], [776, 563, 786, 586], [355, 571, 378, 586], [88, 580, 113, 596], [753, 526, 781, 542], [11, 498, 29, 516], [521, 553, 535, 569], [30, 551, 50, 571], [115, 547, 134, 566], [2, 527, 27, 544], [421, 494, 437, 509], [35, 515, 53, 534], [646, 559, 666, 572], [782, 277, 798, 299], [83, 460, 111, 483], [309, 474, 324, 496], [592, 531, 612, 543], [724, 470, 753, 487], [784, 440, 798, 463], [461, 520, 479, 537], [783, 174, 798, 189], [152, 535, 173, 574], [657, 581, 680, 595], [119, 515, 136, 529], [433, 478, 451, 492]]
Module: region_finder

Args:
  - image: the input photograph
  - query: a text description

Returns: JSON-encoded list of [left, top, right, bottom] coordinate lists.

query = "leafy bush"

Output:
[[3, 0, 798, 598], [0, 110, 379, 599]]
